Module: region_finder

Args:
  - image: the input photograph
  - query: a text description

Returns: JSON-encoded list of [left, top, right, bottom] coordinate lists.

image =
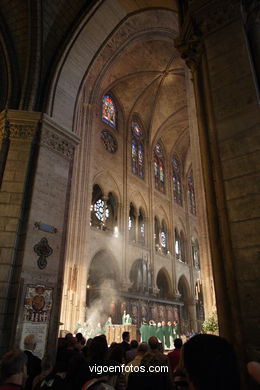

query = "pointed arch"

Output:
[[156, 268, 172, 299], [87, 250, 119, 289], [92, 171, 121, 203], [177, 275, 191, 300], [129, 258, 152, 293], [178, 275, 191, 325]]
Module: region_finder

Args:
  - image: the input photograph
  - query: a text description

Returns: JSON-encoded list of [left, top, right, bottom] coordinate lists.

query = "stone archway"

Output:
[[86, 250, 119, 324], [129, 259, 152, 294], [177, 275, 191, 332], [156, 268, 172, 299]]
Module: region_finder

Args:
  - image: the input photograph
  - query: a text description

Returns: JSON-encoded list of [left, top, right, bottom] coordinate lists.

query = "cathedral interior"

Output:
[[0, 1, 259, 389]]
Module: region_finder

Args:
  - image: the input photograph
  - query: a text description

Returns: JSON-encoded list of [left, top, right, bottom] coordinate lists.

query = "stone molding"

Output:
[[175, 19, 203, 70], [0, 110, 41, 140], [176, 0, 242, 70], [40, 115, 80, 161]]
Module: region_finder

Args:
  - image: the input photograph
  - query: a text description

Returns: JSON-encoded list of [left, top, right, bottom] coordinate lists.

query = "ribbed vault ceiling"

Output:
[[100, 36, 190, 163]]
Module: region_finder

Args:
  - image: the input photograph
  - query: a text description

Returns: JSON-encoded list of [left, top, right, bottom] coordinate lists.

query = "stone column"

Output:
[[0, 110, 41, 354], [176, 0, 260, 388], [11, 114, 79, 357], [187, 298, 197, 332]]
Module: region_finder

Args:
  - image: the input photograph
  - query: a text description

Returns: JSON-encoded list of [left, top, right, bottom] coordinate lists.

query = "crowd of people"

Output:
[[1, 330, 259, 390]]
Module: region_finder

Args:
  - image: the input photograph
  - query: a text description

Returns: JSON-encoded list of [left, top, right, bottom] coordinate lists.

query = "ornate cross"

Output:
[[34, 237, 53, 269]]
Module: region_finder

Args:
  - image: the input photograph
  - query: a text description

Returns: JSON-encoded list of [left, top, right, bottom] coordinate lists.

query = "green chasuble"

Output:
[[140, 323, 149, 342], [164, 325, 170, 348], [149, 324, 156, 338], [175, 323, 181, 337], [156, 326, 164, 348], [94, 325, 102, 336]]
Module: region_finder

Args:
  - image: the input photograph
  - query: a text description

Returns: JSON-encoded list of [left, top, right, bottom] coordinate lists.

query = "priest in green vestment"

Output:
[[148, 320, 156, 338], [105, 316, 112, 326], [122, 310, 127, 325], [155, 322, 164, 349], [126, 314, 132, 324], [162, 321, 171, 349], [140, 320, 149, 342]]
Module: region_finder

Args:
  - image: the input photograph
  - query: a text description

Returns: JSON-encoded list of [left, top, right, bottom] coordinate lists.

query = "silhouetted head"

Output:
[[24, 334, 37, 351], [0, 349, 27, 384], [183, 334, 240, 390], [174, 338, 183, 349], [122, 331, 130, 342], [130, 340, 138, 349], [148, 336, 159, 350], [137, 342, 149, 355], [89, 335, 108, 362]]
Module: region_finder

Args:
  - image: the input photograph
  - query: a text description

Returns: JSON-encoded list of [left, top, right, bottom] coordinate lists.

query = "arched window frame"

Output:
[[188, 169, 196, 215], [91, 186, 118, 233], [91, 185, 106, 229], [101, 94, 117, 129], [172, 155, 182, 206], [131, 120, 145, 179], [153, 143, 165, 193]]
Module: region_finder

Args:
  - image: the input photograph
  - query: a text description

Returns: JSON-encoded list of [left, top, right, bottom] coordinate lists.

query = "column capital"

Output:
[[0, 109, 41, 140], [41, 114, 80, 161], [175, 18, 204, 70], [176, 0, 242, 69]]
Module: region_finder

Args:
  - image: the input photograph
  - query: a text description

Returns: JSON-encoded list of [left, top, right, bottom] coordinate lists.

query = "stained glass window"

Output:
[[131, 121, 144, 178], [100, 131, 117, 153], [102, 95, 116, 128], [172, 156, 182, 205], [188, 170, 196, 215], [161, 221, 167, 254], [161, 231, 166, 248], [94, 199, 109, 221], [154, 143, 165, 192]]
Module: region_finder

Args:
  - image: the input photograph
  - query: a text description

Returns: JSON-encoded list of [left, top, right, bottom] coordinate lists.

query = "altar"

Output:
[[105, 324, 137, 345]]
